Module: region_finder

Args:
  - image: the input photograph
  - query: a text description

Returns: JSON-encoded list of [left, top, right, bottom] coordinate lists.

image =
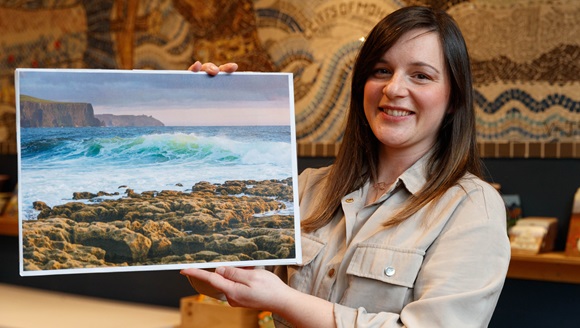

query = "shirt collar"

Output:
[[397, 151, 431, 196]]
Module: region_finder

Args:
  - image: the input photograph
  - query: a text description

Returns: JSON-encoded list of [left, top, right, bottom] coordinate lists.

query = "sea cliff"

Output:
[[20, 95, 165, 128], [20, 100, 103, 128]]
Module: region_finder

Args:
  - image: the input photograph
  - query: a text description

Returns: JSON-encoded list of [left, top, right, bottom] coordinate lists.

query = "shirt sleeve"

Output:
[[333, 181, 511, 328]]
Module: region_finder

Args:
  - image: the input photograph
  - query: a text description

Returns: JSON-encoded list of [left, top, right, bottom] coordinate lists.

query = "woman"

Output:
[[182, 6, 510, 328]]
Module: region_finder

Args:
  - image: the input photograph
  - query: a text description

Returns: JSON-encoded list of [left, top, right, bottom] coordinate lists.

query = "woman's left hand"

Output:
[[181, 266, 336, 328], [181, 266, 292, 311]]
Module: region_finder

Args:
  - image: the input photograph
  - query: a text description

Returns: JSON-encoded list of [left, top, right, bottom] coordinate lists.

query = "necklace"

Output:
[[368, 180, 395, 204], [373, 181, 390, 191]]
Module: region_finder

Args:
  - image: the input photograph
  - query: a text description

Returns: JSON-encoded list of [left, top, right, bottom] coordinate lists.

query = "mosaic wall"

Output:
[[0, 0, 579, 157]]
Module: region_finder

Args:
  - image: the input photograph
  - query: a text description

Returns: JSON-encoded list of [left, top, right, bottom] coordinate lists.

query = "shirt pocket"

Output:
[[286, 234, 326, 293], [342, 243, 425, 313]]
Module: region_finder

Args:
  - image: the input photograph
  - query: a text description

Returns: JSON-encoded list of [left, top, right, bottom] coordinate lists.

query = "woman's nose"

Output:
[[383, 74, 407, 98]]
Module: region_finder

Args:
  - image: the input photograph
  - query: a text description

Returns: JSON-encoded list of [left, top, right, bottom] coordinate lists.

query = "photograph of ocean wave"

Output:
[[16, 69, 300, 276]]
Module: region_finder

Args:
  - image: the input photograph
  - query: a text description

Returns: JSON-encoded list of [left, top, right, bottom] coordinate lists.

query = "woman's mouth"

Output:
[[382, 108, 413, 117]]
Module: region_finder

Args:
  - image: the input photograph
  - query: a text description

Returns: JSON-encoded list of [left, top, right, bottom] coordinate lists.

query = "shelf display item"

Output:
[[509, 217, 558, 255], [565, 188, 580, 257], [502, 194, 522, 230]]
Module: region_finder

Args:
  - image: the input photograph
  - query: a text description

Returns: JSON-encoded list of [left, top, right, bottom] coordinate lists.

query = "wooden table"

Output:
[[0, 283, 181, 328]]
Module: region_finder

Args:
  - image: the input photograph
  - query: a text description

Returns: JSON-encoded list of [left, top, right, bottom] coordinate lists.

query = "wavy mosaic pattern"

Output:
[[451, 0, 580, 147], [475, 85, 580, 141], [0, 0, 579, 157]]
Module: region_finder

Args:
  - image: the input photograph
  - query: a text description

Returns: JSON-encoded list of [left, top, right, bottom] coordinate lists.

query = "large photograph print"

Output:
[[16, 69, 300, 276]]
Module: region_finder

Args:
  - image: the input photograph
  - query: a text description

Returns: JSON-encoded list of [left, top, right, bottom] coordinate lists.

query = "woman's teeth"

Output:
[[385, 109, 411, 117]]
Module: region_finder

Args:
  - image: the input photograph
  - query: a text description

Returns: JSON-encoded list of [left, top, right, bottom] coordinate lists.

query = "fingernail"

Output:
[[210, 64, 219, 72]]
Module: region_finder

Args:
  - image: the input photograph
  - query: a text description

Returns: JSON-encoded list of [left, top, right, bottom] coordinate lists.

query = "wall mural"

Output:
[[0, 0, 579, 157]]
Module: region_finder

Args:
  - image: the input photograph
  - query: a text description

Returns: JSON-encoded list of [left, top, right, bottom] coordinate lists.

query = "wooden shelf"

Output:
[[507, 252, 580, 284], [0, 215, 18, 236]]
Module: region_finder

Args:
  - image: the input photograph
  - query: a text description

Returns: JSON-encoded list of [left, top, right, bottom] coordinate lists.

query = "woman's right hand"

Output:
[[188, 61, 238, 76]]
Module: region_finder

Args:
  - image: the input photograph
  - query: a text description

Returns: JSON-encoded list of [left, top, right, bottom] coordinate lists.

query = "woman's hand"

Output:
[[183, 268, 225, 300], [181, 266, 291, 310], [188, 61, 238, 76], [181, 266, 336, 328]]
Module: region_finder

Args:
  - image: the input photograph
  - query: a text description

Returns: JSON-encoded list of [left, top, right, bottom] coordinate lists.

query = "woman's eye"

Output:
[[415, 73, 431, 80], [372, 68, 390, 77]]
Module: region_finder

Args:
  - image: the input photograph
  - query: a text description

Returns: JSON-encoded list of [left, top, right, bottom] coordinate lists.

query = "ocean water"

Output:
[[19, 126, 295, 220]]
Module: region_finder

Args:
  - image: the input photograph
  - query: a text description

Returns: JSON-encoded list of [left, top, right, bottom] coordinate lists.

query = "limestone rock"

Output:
[[22, 178, 296, 271]]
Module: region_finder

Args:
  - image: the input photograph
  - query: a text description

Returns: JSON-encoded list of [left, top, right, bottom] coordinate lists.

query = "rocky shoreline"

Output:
[[22, 178, 296, 272]]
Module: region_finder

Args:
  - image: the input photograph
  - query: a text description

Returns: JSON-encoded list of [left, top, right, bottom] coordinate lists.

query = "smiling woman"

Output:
[[363, 28, 451, 175], [182, 5, 510, 328]]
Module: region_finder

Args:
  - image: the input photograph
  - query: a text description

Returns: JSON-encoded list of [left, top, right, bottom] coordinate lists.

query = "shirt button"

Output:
[[345, 198, 354, 203], [384, 266, 396, 277], [328, 268, 336, 278]]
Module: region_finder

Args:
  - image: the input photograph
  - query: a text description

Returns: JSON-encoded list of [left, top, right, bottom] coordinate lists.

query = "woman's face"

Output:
[[363, 28, 451, 158]]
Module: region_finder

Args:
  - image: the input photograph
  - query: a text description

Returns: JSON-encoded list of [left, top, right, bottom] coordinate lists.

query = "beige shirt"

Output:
[[274, 155, 511, 327]]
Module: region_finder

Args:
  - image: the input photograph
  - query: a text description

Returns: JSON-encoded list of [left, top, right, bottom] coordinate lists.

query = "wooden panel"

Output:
[[298, 141, 580, 158]]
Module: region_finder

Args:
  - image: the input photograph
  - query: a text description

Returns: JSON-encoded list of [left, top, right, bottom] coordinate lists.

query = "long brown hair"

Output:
[[301, 6, 482, 232]]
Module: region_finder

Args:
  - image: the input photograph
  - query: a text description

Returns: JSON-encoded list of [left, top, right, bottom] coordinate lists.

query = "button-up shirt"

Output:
[[274, 154, 510, 327]]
